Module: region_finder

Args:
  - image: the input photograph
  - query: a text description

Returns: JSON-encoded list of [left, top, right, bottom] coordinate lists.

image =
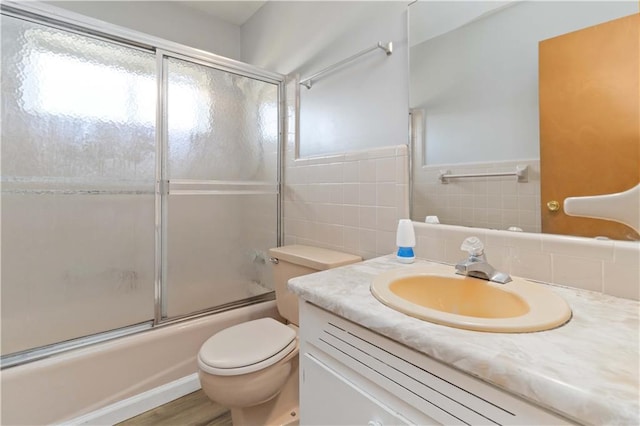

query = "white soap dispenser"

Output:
[[396, 219, 416, 264]]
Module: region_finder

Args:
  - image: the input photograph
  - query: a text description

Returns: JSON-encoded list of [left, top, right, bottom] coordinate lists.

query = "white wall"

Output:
[[48, 1, 242, 59], [242, 1, 409, 158], [410, 1, 638, 165]]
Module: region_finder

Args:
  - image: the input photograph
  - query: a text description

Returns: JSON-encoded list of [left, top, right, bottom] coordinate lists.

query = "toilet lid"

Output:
[[198, 318, 297, 376]]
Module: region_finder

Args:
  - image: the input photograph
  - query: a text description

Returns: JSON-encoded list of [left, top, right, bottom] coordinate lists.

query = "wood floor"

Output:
[[117, 390, 232, 426]]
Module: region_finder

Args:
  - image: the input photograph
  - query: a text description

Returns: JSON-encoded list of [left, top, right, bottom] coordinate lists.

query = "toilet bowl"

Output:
[[197, 245, 361, 425]]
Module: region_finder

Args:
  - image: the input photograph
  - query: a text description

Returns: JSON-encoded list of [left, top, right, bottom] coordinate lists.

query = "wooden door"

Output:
[[539, 13, 639, 240]]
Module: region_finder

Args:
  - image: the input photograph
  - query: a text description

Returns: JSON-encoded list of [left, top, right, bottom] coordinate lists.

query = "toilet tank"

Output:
[[268, 245, 361, 326]]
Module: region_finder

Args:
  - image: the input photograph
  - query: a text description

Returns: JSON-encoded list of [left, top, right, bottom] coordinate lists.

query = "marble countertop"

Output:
[[288, 255, 639, 425]]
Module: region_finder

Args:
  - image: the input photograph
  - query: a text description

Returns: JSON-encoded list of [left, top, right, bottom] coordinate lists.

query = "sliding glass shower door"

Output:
[[1, 7, 282, 364], [1, 15, 157, 355], [161, 54, 280, 319]]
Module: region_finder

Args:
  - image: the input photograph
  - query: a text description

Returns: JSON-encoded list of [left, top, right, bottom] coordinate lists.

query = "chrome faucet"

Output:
[[455, 237, 511, 284]]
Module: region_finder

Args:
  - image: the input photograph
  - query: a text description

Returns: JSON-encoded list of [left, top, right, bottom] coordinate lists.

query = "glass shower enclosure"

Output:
[[0, 6, 282, 365]]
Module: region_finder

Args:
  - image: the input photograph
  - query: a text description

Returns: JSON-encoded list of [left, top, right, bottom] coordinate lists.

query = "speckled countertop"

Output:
[[288, 255, 640, 425]]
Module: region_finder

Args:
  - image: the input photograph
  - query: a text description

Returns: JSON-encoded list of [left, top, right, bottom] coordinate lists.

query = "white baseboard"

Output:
[[61, 373, 201, 425]]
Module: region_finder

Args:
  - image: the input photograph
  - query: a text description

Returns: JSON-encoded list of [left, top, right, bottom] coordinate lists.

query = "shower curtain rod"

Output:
[[299, 41, 393, 89]]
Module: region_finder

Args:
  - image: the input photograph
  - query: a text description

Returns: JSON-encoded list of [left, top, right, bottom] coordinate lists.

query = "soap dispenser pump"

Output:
[[396, 219, 415, 264]]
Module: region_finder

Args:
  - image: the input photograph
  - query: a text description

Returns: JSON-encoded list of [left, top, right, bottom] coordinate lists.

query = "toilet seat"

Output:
[[198, 318, 297, 376]]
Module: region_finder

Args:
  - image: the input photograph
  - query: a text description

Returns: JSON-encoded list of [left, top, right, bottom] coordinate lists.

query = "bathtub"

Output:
[[1, 301, 279, 425]]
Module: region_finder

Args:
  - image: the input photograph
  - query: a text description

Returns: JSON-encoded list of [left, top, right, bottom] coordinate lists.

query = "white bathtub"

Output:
[[1, 301, 279, 425]]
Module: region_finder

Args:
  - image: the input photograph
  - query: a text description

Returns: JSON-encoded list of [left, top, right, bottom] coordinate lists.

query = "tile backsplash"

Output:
[[413, 223, 639, 300]]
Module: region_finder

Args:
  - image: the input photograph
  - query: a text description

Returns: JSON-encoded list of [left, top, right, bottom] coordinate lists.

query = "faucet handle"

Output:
[[460, 237, 484, 256]]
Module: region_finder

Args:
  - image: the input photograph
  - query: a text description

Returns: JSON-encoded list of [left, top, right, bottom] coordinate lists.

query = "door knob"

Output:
[[546, 200, 560, 212]]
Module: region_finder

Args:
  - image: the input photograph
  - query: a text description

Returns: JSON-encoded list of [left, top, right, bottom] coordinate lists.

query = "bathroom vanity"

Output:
[[299, 302, 572, 425], [289, 256, 639, 425]]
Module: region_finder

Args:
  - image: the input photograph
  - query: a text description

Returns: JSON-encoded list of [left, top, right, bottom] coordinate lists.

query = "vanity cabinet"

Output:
[[299, 302, 575, 425]]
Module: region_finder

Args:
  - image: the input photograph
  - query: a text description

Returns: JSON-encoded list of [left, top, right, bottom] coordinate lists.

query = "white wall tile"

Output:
[[376, 183, 397, 207], [603, 242, 640, 300], [396, 156, 408, 184], [413, 222, 637, 299], [376, 157, 396, 182], [414, 235, 446, 261], [343, 226, 360, 252], [327, 204, 343, 225], [359, 183, 377, 206], [343, 162, 360, 182], [552, 254, 603, 292], [343, 183, 360, 205], [396, 184, 409, 218], [359, 206, 377, 230], [413, 160, 541, 232], [359, 228, 377, 256], [509, 248, 552, 283], [283, 142, 409, 260], [325, 163, 344, 183], [376, 207, 398, 232], [542, 235, 615, 261], [358, 160, 376, 183], [342, 205, 360, 227], [315, 185, 332, 204], [376, 230, 396, 255], [329, 184, 344, 204]]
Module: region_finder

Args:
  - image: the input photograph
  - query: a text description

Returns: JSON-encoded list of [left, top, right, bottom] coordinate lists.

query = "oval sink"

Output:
[[371, 264, 571, 333]]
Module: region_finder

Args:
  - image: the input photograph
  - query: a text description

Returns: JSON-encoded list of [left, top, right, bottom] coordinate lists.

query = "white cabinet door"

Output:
[[301, 352, 415, 426]]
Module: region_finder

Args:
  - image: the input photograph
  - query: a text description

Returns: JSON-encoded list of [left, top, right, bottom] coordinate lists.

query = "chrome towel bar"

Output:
[[300, 41, 393, 89], [439, 165, 528, 183]]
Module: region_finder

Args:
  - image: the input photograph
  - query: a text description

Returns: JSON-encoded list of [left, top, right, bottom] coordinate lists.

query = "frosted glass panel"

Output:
[[2, 17, 156, 184], [165, 57, 279, 318], [1, 15, 156, 354], [167, 57, 279, 181], [166, 195, 277, 317]]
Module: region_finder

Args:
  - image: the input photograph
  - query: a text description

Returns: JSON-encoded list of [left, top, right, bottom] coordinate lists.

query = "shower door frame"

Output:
[[155, 49, 285, 325], [0, 1, 285, 367]]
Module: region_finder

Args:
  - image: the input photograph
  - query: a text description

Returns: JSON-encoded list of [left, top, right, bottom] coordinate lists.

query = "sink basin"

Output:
[[371, 264, 571, 332]]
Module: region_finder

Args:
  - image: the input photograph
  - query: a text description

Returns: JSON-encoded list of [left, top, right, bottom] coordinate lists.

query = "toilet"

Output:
[[198, 245, 361, 425]]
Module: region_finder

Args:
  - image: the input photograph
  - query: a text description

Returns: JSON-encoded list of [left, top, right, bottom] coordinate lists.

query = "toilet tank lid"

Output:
[[199, 318, 296, 370], [268, 245, 361, 271]]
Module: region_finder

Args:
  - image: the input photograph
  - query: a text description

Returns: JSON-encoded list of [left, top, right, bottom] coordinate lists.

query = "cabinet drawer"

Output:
[[301, 351, 415, 426]]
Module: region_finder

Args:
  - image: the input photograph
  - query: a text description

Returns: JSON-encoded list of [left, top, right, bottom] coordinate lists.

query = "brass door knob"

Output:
[[547, 200, 560, 212]]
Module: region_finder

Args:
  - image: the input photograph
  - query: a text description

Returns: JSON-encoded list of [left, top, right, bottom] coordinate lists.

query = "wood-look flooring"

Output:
[[117, 390, 232, 426]]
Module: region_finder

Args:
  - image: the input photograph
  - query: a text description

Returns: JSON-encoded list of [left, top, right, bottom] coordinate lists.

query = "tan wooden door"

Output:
[[539, 13, 639, 240]]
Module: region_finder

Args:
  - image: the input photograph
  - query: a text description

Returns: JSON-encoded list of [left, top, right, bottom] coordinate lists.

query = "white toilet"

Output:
[[198, 245, 361, 425]]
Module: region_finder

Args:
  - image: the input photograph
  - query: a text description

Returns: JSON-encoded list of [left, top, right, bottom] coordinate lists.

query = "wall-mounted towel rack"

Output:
[[300, 41, 393, 89], [439, 165, 528, 184]]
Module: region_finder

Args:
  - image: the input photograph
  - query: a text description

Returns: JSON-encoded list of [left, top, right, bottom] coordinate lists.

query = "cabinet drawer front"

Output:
[[302, 352, 414, 426], [300, 302, 575, 426]]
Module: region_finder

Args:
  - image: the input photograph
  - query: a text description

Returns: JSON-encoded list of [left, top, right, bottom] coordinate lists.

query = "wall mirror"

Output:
[[409, 1, 639, 241]]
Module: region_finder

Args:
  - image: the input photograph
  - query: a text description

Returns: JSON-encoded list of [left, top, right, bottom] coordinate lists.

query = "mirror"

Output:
[[409, 1, 639, 240]]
